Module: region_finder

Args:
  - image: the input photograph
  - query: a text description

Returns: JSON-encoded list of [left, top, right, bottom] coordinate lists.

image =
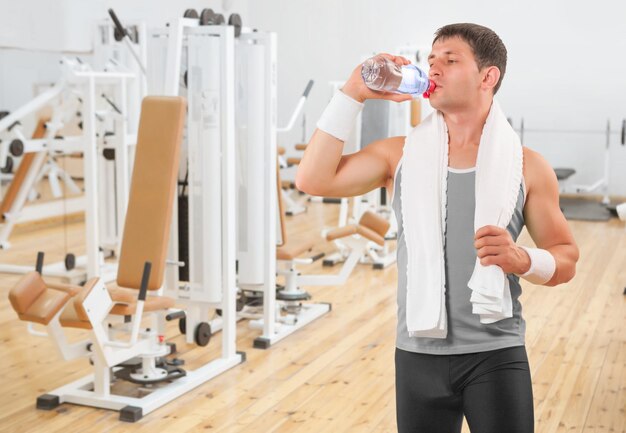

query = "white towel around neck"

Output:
[[400, 99, 523, 338]]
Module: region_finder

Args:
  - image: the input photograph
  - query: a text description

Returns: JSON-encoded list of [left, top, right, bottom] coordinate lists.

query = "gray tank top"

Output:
[[392, 164, 527, 355]]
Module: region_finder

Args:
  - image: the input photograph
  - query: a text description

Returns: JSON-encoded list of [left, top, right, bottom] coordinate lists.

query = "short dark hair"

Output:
[[433, 23, 507, 94]]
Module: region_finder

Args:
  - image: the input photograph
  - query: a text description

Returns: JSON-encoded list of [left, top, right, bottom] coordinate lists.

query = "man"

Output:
[[296, 23, 579, 432]]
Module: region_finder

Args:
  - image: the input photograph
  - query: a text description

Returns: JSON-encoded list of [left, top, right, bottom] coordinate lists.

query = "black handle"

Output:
[[621, 119, 625, 145], [36, 252, 44, 274], [138, 261, 152, 301], [303, 80, 314, 98], [108, 9, 126, 38], [310, 252, 325, 262], [166, 311, 186, 321]]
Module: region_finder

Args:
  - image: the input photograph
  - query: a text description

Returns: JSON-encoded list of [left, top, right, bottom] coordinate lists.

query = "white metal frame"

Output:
[[0, 57, 136, 283], [0, 22, 146, 281]]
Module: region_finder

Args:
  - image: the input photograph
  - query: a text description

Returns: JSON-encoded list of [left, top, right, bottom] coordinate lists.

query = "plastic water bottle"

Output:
[[361, 54, 435, 98]]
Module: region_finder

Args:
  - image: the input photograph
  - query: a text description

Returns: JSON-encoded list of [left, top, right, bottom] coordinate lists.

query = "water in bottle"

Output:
[[361, 54, 436, 98]]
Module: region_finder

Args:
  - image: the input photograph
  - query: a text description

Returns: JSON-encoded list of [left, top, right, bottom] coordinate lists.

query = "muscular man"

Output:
[[296, 23, 579, 433]]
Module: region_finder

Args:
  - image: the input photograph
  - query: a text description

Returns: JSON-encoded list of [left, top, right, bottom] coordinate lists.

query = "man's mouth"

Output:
[[423, 81, 437, 98]]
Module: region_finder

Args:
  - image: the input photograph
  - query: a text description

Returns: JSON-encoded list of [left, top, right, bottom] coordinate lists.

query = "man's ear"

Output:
[[482, 66, 501, 92]]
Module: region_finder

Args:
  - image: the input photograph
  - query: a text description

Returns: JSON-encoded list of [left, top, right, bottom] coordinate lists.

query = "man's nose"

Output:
[[429, 65, 441, 79]]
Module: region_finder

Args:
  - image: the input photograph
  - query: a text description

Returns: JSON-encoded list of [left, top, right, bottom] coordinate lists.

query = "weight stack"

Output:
[[178, 195, 190, 281]]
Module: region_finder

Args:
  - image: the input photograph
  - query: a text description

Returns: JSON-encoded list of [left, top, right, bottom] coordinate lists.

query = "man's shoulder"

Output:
[[522, 146, 558, 193]]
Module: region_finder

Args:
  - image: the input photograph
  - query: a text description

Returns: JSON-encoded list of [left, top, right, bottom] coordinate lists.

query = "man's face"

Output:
[[427, 36, 485, 112]]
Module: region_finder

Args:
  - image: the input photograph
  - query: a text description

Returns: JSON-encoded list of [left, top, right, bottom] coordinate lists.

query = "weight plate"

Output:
[[228, 13, 242, 37], [200, 8, 216, 26], [194, 322, 211, 346], [178, 316, 186, 334], [64, 253, 76, 271], [183, 8, 199, 18]]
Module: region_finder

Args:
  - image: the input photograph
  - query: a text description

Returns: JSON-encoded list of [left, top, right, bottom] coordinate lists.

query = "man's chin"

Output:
[[428, 96, 442, 111]]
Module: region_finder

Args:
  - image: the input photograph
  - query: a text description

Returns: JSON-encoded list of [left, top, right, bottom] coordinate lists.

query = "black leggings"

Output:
[[395, 345, 534, 433]]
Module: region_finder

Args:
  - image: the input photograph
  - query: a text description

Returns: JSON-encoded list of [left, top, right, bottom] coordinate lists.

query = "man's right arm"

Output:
[[296, 129, 404, 198], [295, 53, 412, 198]]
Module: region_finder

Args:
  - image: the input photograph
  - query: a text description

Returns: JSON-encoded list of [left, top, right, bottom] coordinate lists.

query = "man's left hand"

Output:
[[474, 225, 531, 275]]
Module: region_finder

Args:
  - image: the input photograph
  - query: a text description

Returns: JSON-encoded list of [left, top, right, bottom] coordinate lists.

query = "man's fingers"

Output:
[[475, 225, 505, 239], [476, 245, 505, 259], [391, 94, 413, 102], [474, 234, 508, 249]]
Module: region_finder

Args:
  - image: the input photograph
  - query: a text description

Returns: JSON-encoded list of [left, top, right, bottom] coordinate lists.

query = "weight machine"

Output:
[[0, 50, 140, 283]]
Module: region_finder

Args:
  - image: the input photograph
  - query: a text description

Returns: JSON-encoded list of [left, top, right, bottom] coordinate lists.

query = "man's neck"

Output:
[[443, 98, 493, 148]]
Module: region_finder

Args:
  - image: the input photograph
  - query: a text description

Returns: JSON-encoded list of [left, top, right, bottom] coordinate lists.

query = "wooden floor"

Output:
[[0, 197, 624, 433]]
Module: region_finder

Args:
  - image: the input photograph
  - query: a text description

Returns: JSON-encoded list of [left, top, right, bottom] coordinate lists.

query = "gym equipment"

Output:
[[200, 8, 217, 25], [0, 11, 147, 282], [245, 163, 331, 349], [228, 13, 243, 37], [8, 96, 243, 422], [517, 118, 625, 214], [148, 14, 246, 348], [0, 55, 138, 283], [277, 79, 315, 216], [275, 168, 391, 290]]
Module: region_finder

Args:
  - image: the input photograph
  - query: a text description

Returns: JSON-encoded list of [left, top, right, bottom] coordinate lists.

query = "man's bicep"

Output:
[[524, 155, 575, 249], [327, 148, 390, 197], [321, 137, 403, 198]]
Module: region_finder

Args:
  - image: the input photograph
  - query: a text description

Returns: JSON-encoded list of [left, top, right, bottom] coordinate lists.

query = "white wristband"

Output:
[[316, 90, 364, 142], [517, 246, 556, 284]]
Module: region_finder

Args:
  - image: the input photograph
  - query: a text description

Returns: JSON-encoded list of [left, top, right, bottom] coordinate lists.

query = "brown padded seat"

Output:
[[46, 281, 83, 296], [410, 99, 421, 127], [59, 303, 93, 330], [59, 282, 176, 328], [294, 143, 307, 151], [108, 287, 175, 315], [278, 146, 286, 155], [357, 211, 390, 238], [60, 97, 185, 326], [276, 237, 316, 261], [286, 157, 301, 166], [0, 117, 49, 219], [325, 211, 390, 247], [9, 271, 70, 325], [116, 96, 185, 293], [59, 278, 99, 329]]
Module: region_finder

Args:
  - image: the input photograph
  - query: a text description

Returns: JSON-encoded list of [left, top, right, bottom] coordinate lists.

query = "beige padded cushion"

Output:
[[276, 237, 316, 260], [325, 223, 385, 246], [108, 287, 175, 316], [276, 160, 287, 247], [9, 271, 46, 314], [19, 291, 69, 326], [58, 278, 99, 329], [324, 211, 389, 246], [47, 281, 83, 296], [58, 282, 175, 328], [411, 99, 421, 127], [117, 96, 186, 291], [9, 272, 70, 325], [0, 117, 49, 219], [59, 303, 93, 329], [358, 211, 390, 238]]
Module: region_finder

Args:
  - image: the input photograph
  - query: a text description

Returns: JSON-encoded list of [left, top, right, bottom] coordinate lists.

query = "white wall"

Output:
[[0, 0, 248, 109], [1, 0, 624, 195], [246, 0, 626, 197]]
